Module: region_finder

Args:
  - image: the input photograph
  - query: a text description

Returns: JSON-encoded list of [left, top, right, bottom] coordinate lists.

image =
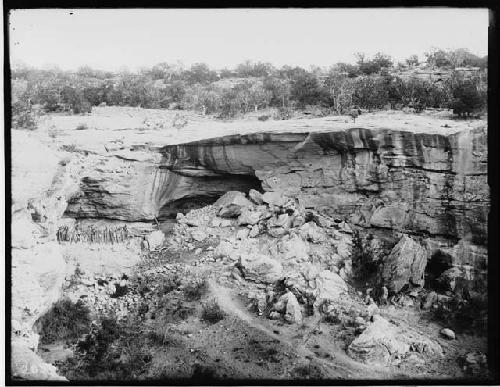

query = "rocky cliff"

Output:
[[160, 126, 488, 245], [66, 125, 488, 245]]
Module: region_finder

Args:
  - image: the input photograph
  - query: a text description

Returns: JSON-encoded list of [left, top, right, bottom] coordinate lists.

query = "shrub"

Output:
[[201, 299, 225, 324], [35, 298, 91, 344], [448, 77, 486, 117], [61, 316, 152, 380], [182, 278, 208, 301], [11, 101, 37, 130]]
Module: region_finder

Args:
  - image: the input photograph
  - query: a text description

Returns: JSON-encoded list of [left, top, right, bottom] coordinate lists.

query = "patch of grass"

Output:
[[35, 298, 91, 344], [201, 299, 225, 324], [158, 275, 181, 296], [182, 278, 208, 301], [59, 315, 152, 380]]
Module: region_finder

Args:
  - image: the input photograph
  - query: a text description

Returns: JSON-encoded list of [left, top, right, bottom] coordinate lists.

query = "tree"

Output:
[[405, 55, 420, 67], [372, 52, 393, 69], [290, 72, 328, 108], [263, 76, 291, 108], [235, 61, 275, 78], [334, 63, 360, 78], [352, 76, 389, 111], [324, 70, 355, 114], [425, 48, 453, 68], [447, 73, 486, 117], [185, 63, 217, 85], [248, 83, 272, 111]]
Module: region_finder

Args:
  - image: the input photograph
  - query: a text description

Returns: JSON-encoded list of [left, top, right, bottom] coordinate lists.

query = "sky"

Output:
[[9, 8, 489, 72]]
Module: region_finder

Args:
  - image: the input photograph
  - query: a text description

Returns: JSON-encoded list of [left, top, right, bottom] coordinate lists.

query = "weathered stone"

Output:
[[64, 124, 488, 253], [268, 213, 292, 229], [212, 191, 253, 218], [190, 228, 207, 242], [214, 240, 239, 261], [299, 222, 326, 243], [237, 208, 262, 226], [268, 226, 288, 238], [314, 269, 348, 303], [268, 311, 281, 320], [380, 235, 428, 293], [440, 328, 456, 340], [240, 253, 283, 284], [249, 225, 260, 238], [248, 189, 264, 204], [348, 315, 409, 366], [146, 230, 165, 250], [284, 292, 302, 324], [262, 191, 288, 207], [11, 340, 67, 381], [278, 234, 310, 261], [236, 228, 250, 240], [219, 219, 233, 227]]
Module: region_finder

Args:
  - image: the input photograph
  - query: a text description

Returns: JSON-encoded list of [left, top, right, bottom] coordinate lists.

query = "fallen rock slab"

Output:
[[380, 235, 428, 293]]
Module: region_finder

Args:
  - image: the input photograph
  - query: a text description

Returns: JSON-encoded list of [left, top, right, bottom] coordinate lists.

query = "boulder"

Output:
[[248, 189, 264, 204], [262, 191, 288, 207], [249, 225, 260, 238], [214, 240, 239, 261], [347, 315, 410, 366], [268, 311, 281, 320], [240, 253, 283, 284], [216, 192, 253, 218], [190, 228, 207, 242], [236, 228, 250, 240], [237, 208, 262, 226], [379, 235, 428, 293], [348, 315, 442, 366], [440, 328, 456, 340], [11, 340, 67, 381], [299, 222, 326, 243], [268, 227, 288, 238], [278, 234, 310, 261], [314, 270, 348, 302], [146, 230, 165, 250], [268, 213, 293, 229], [219, 219, 233, 227], [284, 292, 303, 324]]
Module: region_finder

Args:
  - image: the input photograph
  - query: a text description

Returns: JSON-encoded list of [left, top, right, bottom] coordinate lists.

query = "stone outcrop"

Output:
[[58, 119, 488, 285], [379, 235, 428, 293], [160, 127, 488, 245], [64, 122, 488, 245], [347, 315, 442, 366]]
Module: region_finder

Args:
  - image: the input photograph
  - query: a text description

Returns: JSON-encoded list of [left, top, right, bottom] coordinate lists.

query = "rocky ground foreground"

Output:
[[10, 107, 490, 381]]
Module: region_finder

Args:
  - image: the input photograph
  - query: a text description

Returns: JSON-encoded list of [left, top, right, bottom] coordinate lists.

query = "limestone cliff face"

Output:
[[161, 127, 488, 245]]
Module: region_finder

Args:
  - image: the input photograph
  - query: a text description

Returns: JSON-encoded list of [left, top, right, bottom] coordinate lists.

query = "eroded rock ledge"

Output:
[[159, 126, 488, 245]]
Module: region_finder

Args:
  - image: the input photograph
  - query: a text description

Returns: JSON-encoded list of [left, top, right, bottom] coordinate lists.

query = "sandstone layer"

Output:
[[161, 127, 488, 244]]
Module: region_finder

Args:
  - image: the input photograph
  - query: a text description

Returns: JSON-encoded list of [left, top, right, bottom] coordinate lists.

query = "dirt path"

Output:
[[208, 279, 398, 380]]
